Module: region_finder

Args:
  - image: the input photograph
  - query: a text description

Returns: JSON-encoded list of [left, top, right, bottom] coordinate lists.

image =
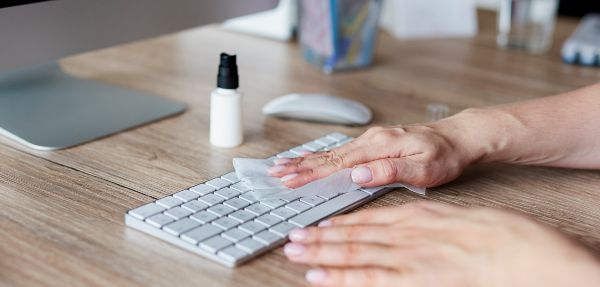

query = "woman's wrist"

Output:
[[429, 107, 524, 166]]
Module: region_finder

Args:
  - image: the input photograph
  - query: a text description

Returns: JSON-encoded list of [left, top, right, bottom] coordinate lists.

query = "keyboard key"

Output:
[[327, 132, 349, 142], [214, 188, 240, 200], [230, 182, 251, 192], [173, 189, 200, 202], [206, 178, 231, 189], [198, 194, 225, 206], [270, 221, 297, 237], [129, 203, 165, 220], [360, 187, 387, 196], [200, 236, 234, 253], [303, 141, 325, 152], [222, 228, 251, 242], [245, 203, 272, 216], [189, 184, 215, 196], [254, 230, 284, 245], [289, 190, 369, 228], [224, 197, 250, 210], [190, 211, 218, 224], [315, 136, 337, 147], [218, 246, 249, 264], [317, 189, 340, 200], [239, 221, 267, 234], [181, 224, 222, 245], [286, 200, 311, 213], [337, 137, 353, 146], [164, 207, 192, 220], [300, 196, 325, 206], [163, 218, 201, 236], [181, 200, 208, 213], [290, 146, 311, 155], [221, 172, 240, 183], [156, 196, 183, 209], [277, 151, 298, 158], [237, 238, 266, 253], [145, 213, 174, 228], [270, 207, 297, 220], [255, 214, 282, 227], [207, 204, 234, 217], [239, 192, 258, 203], [212, 216, 240, 230], [260, 199, 285, 209], [229, 210, 256, 223]]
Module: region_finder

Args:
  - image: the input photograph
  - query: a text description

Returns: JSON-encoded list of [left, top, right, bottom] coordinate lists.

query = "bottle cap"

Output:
[[217, 53, 239, 89]]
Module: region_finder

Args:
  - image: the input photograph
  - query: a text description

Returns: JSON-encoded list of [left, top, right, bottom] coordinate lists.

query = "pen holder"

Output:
[[299, 0, 382, 73]]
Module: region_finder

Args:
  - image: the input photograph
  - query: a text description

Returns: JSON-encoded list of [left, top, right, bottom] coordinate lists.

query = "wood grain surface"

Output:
[[1, 10, 600, 286]]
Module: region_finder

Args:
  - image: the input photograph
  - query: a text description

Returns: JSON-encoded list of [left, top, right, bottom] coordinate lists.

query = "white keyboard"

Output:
[[125, 132, 393, 267]]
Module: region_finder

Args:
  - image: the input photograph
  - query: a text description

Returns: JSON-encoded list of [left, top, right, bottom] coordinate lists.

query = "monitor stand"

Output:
[[0, 63, 185, 150]]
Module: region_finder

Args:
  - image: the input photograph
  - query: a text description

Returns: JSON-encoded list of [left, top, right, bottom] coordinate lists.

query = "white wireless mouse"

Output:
[[262, 93, 372, 125]]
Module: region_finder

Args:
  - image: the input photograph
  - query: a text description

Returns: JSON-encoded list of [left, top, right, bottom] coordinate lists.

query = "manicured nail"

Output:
[[284, 243, 306, 256], [274, 158, 292, 165], [318, 220, 332, 227], [268, 165, 286, 175], [306, 269, 327, 284], [289, 228, 309, 242], [281, 173, 298, 182], [351, 166, 373, 184]]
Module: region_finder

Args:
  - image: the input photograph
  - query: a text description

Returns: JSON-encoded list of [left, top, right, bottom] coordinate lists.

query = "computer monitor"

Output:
[[0, 0, 277, 150]]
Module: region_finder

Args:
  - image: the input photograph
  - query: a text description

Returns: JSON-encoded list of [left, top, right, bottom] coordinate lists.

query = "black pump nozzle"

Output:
[[217, 53, 239, 89]]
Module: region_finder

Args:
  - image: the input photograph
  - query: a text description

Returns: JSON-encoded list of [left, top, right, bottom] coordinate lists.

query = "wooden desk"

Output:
[[2, 10, 600, 286]]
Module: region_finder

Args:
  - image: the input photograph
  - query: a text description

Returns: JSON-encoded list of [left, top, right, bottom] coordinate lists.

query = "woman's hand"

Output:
[[283, 201, 600, 287], [269, 120, 483, 189]]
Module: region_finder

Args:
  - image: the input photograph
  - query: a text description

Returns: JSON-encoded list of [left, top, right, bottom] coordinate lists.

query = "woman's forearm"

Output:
[[435, 83, 600, 169]]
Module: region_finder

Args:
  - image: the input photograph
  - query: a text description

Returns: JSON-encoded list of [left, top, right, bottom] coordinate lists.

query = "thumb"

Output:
[[351, 158, 419, 187]]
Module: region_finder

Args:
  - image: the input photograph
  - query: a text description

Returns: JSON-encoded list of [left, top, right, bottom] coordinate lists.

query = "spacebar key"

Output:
[[289, 191, 369, 228]]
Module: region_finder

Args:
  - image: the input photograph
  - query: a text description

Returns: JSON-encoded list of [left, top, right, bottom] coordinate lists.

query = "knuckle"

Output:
[[371, 130, 394, 144], [365, 126, 384, 135], [342, 243, 361, 263], [307, 244, 324, 260], [343, 225, 362, 240], [376, 158, 399, 181], [324, 150, 346, 168], [364, 269, 385, 286]]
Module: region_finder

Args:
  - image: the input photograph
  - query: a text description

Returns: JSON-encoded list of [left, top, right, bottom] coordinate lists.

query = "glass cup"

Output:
[[497, 0, 559, 53]]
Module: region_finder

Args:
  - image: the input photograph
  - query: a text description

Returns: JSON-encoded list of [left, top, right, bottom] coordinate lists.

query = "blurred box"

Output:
[[299, 0, 382, 73]]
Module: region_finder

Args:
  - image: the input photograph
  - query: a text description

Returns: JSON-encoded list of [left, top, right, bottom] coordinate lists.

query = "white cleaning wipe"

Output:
[[233, 158, 426, 201]]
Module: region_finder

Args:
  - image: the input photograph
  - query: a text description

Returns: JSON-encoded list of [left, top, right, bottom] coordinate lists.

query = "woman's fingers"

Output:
[[284, 242, 400, 269], [277, 147, 379, 188], [289, 225, 393, 245], [321, 201, 461, 227], [304, 267, 406, 287]]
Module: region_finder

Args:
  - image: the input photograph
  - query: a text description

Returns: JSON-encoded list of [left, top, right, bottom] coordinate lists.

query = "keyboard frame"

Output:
[[124, 133, 395, 267]]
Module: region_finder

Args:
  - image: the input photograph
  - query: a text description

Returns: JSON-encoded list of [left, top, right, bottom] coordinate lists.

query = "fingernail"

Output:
[[318, 220, 332, 227], [274, 158, 292, 165], [283, 243, 306, 256], [289, 228, 309, 242], [306, 269, 327, 284], [351, 166, 373, 184], [281, 173, 298, 182], [268, 165, 286, 175]]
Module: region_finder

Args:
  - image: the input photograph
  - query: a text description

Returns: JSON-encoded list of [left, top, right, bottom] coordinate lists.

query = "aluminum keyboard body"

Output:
[[125, 132, 393, 267]]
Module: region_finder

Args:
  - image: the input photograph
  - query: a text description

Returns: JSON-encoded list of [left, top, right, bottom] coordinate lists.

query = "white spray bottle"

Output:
[[210, 53, 243, 148]]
